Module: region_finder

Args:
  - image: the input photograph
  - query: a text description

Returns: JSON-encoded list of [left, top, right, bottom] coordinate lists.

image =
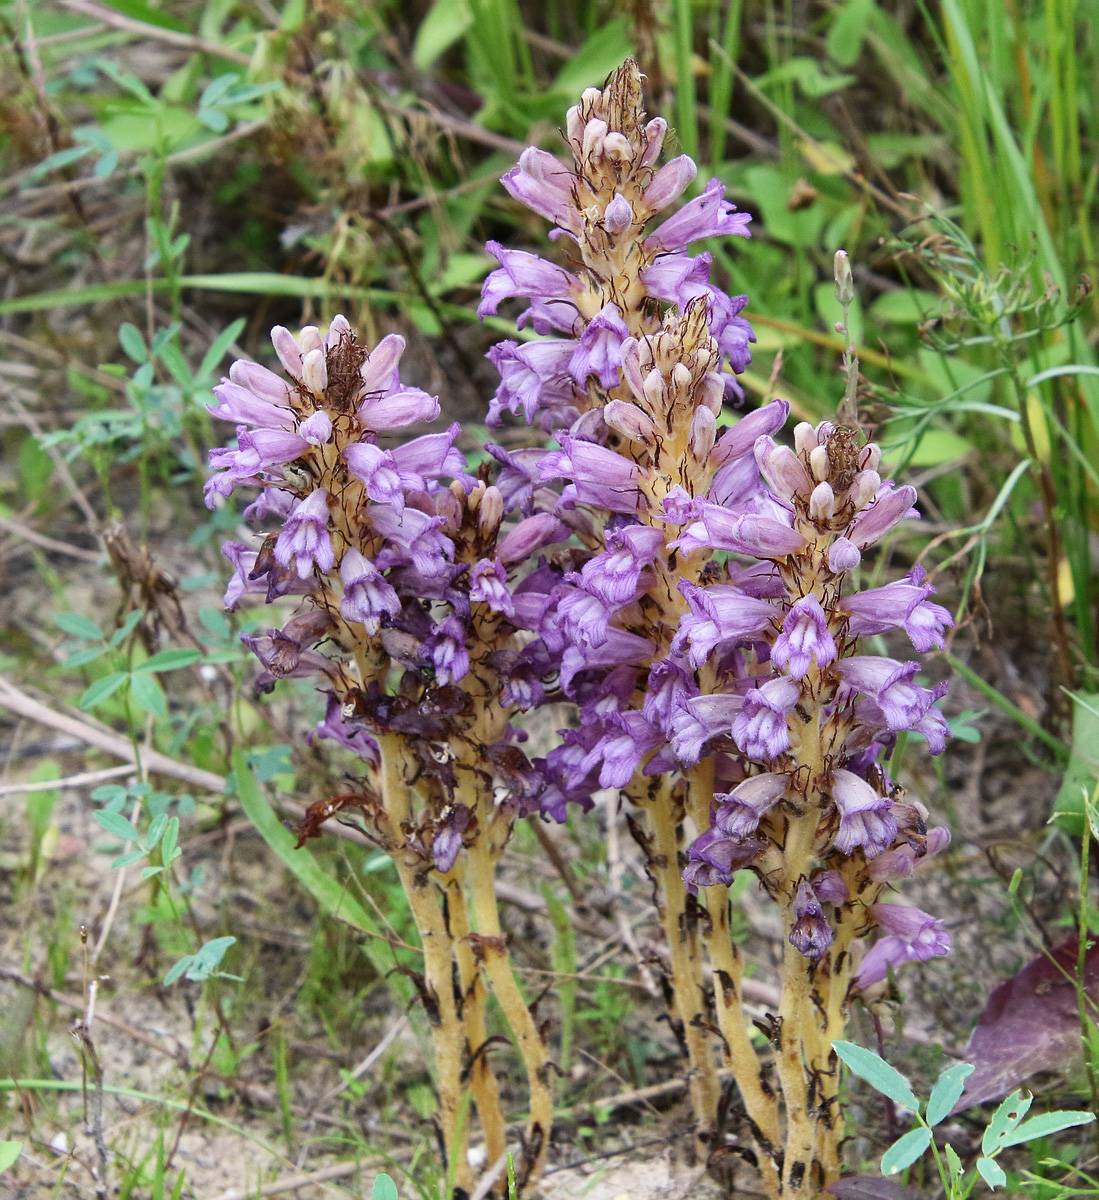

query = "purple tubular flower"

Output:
[[788, 880, 833, 960], [855, 904, 952, 987], [496, 512, 570, 562], [205, 427, 311, 505], [732, 676, 800, 760], [422, 616, 470, 685], [682, 827, 766, 893], [712, 772, 788, 837], [668, 692, 742, 764], [538, 436, 642, 514], [812, 870, 849, 906], [369, 507, 455, 578], [711, 400, 791, 466], [646, 178, 752, 251], [486, 339, 577, 429], [557, 586, 617, 648], [837, 657, 947, 734], [559, 628, 654, 695], [828, 537, 861, 573], [274, 489, 335, 578], [847, 482, 919, 549], [831, 768, 897, 857], [771, 596, 836, 679], [469, 558, 515, 617], [640, 154, 697, 212], [208, 379, 295, 429], [501, 147, 581, 233], [432, 804, 472, 873], [583, 711, 663, 788], [843, 566, 953, 652], [579, 525, 664, 605], [478, 242, 580, 324], [672, 504, 807, 559], [310, 694, 379, 764], [569, 304, 630, 388], [340, 548, 401, 632], [673, 581, 776, 667]]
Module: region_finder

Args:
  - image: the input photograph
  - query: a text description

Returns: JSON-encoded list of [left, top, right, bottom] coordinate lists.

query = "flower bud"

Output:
[[809, 444, 831, 482], [301, 348, 328, 397], [809, 481, 835, 522]]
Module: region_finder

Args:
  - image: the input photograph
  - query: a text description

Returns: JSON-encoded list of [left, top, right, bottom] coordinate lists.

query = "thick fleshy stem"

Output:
[[376, 733, 474, 1195], [685, 761, 781, 1189], [638, 776, 720, 1150], [466, 836, 553, 1187]]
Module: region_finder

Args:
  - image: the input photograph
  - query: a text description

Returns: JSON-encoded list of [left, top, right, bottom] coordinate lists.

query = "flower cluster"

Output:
[[207, 317, 569, 871], [480, 62, 953, 982]]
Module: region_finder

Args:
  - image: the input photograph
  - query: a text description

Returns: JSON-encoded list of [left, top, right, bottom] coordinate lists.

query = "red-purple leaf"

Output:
[[952, 936, 1099, 1113]]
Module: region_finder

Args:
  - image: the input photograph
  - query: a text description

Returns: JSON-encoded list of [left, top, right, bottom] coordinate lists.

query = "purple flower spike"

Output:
[[275, 489, 335, 579], [771, 596, 836, 679], [502, 147, 580, 233], [788, 880, 833, 960], [855, 904, 952, 987], [831, 768, 897, 857]]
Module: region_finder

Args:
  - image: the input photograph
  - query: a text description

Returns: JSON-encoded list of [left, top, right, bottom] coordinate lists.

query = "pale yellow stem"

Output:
[[467, 838, 553, 1191], [643, 782, 720, 1149]]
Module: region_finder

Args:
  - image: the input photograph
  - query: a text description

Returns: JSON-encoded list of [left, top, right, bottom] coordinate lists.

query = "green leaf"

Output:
[[198, 318, 247, 380], [161, 817, 180, 866], [1053, 692, 1099, 838], [145, 813, 169, 851], [95, 809, 140, 842], [982, 1090, 1033, 1155], [128, 670, 167, 719], [118, 323, 147, 363], [232, 749, 412, 1001], [111, 850, 147, 869], [186, 936, 236, 980], [412, 0, 473, 69], [826, 0, 873, 66], [999, 1110, 1096, 1147], [833, 1041, 920, 1110], [0, 1141, 23, 1173], [554, 19, 632, 96], [64, 646, 110, 668], [79, 671, 129, 711], [133, 649, 203, 674], [926, 1062, 974, 1125], [371, 1174, 399, 1200], [944, 1144, 964, 1185], [140, 865, 165, 879], [976, 1156, 1007, 1189], [881, 1126, 932, 1175], [870, 288, 943, 324], [109, 609, 144, 646], [163, 954, 194, 985], [56, 612, 104, 641]]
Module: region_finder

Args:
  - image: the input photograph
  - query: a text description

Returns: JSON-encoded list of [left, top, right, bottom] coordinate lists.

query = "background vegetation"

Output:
[[1, 0, 1097, 1196]]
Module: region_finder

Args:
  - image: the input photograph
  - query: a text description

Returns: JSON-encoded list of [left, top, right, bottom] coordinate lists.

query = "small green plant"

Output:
[[834, 1040, 1095, 1194]]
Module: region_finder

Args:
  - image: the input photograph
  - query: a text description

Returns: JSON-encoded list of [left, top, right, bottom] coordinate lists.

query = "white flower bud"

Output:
[[301, 347, 328, 397], [793, 422, 818, 456], [298, 326, 323, 354], [859, 443, 881, 473], [604, 399, 658, 443], [809, 481, 836, 522], [478, 486, 504, 536], [689, 406, 716, 460], [849, 469, 881, 511], [809, 445, 831, 482]]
